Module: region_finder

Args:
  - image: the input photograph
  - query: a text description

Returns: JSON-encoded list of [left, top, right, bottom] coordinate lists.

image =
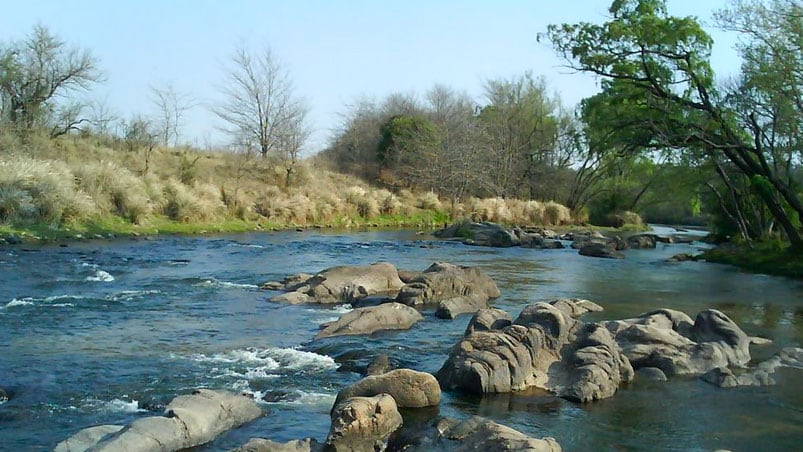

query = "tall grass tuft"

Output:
[[543, 201, 572, 225]]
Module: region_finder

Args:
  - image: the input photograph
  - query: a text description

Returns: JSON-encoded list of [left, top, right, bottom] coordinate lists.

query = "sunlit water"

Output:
[[0, 228, 801, 451]]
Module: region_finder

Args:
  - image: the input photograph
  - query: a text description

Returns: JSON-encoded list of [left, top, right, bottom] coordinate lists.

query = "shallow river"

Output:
[[0, 228, 801, 451]]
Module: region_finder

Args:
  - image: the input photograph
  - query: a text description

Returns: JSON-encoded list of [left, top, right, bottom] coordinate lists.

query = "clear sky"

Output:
[[2, 0, 738, 153]]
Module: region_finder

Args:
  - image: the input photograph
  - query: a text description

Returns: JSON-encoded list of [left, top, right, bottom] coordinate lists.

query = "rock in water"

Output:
[[315, 303, 423, 339], [395, 262, 500, 307], [396, 416, 562, 451], [464, 308, 513, 335], [56, 389, 262, 451], [333, 368, 441, 409], [269, 262, 405, 304], [578, 242, 625, 259], [435, 295, 488, 319], [232, 437, 321, 452], [326, 394, 403, 452]]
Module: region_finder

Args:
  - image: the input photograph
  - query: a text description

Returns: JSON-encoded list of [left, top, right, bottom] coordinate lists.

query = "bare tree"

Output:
[[149, 82, 195, 146], [0, 24, 101, 131], [214, 43, 306, 160]]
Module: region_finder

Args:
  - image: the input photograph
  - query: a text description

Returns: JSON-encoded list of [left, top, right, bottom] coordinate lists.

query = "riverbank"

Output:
[[702, 241, 803, 279]]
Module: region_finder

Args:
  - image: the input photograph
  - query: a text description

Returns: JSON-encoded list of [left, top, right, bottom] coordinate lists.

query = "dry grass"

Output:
[[0, 133, 576, 230]]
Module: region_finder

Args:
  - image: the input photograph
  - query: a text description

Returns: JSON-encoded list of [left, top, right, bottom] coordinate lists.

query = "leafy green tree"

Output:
[[546, 0, 803, 247]]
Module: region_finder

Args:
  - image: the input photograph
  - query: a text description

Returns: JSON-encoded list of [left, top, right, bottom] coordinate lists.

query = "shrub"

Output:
[[543, 201, 571, 225], [417, 191, 442, 210]]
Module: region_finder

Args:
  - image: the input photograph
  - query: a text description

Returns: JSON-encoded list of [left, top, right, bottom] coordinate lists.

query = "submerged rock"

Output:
[[702, 347, 803, 388], [315, 302, 423, 339], [326, 394, 403, 452], [268, 262, 405, 304], [56, 389, 262, 452], [0, 386, 7, 402], [395, 262, 500, 307], [366, 354, 391, 376], [233, 437, 321, 452], [397, 416, 561, 451], [333, 368, 441, 409]]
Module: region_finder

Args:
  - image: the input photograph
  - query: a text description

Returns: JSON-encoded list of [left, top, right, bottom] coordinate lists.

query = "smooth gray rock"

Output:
[[54, 425, 124, 452], [326, 394, 403, 452], [334, 368, 441, 409], [315, 302, 423, 339], [395, 262, 500, 307], [59, 389, 263, 452], [435, 295, 488, 319]]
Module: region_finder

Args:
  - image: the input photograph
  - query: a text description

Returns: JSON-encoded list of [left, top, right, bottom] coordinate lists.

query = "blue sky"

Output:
[[2, 0, 738, 153]]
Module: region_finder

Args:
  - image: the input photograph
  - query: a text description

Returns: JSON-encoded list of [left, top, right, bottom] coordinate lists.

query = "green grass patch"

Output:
[[702, 241, 803, 279]]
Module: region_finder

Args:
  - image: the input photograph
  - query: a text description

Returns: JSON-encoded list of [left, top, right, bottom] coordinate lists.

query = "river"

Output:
[[0, 228, 801, 451]]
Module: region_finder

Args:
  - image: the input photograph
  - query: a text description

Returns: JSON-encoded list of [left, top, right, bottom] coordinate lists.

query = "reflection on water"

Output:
[[0, 229, 800, 450]]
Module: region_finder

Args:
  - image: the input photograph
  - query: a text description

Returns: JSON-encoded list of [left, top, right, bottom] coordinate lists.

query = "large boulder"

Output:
[[326, 394, 403, 452], [434, 221, 520, 247], [395, 262, 500, 307], [56, 389, 263, 452], [315, 302, 423, 339], [434, 300, 763, 402], [268, 262, 405, 304], [578, 242, 625, 259], [334, 368, 441, 409], [435, 295, 489, 319], [609, 309, 752, 376], [397, 416, 561, 452]]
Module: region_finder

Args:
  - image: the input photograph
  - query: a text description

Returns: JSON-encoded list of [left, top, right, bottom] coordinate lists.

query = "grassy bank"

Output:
[[702, 241, 803, 279], [0, 133, 589, 243]]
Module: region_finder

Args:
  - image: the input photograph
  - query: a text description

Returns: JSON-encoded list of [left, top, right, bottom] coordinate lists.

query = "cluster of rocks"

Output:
[[264, 261, 502, 338], [432, 220, 693, 260], [437, 299, 802, 400], [235, 367, 561, 452]]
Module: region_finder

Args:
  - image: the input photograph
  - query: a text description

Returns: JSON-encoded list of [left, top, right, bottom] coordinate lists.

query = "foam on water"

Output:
[[86, 270, 115, 282], [4, 298, 35, 308], [195, 279, 258, 290], [109, 290, 160, 301], [82, 397, 145, 414], [228, 242, 266, 249]]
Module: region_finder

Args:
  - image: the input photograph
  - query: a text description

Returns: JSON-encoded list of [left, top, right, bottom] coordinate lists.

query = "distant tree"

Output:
[[214, 43, 308, 162], [87, 96, 119, 138], [478, 73, 560, 199], [149, 82, 195, 147], [0, 24, 101, 131], [123, 115, 159, 174]]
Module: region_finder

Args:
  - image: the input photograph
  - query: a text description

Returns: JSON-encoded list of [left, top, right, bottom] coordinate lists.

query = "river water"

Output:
[[0, 228, 801, 451]]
